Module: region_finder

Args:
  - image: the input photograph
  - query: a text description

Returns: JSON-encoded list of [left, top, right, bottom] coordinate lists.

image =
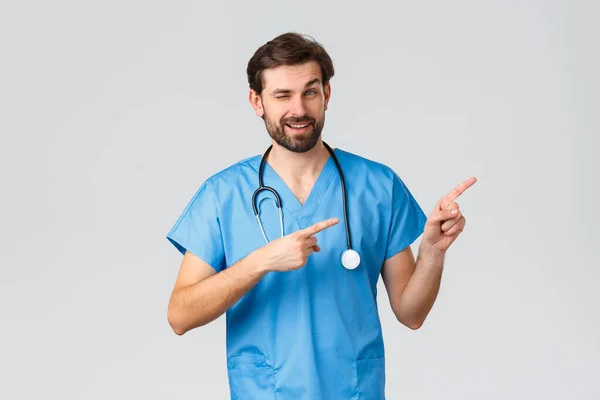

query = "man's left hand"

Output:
[[422, 177, 477, 253]]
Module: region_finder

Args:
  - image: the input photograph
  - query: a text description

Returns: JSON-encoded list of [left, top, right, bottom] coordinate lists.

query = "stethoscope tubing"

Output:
[[252, 141, 358, 269], [252, 142, 352, 250]]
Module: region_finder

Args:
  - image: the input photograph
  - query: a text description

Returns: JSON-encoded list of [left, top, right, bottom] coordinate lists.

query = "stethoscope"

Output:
[[252, 141, 361, 270]]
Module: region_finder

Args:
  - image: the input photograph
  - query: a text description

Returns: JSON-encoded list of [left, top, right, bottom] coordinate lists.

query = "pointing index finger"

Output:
[[440, 177, 477, 209], [301, 217, 339, 237]]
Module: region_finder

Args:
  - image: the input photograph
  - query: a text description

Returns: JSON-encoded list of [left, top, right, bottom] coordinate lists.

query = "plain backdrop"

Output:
[[1, 1, 598, 399]]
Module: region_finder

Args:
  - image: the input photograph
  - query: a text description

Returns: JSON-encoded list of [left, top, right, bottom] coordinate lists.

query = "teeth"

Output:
[[288, 124, 309, 128]]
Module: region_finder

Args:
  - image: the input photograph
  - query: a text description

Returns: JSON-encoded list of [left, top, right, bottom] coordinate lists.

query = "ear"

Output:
[[323, 83, 331, 111], [248, 89, 264, 117]]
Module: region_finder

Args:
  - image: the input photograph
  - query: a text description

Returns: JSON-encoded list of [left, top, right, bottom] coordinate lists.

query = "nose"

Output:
[[289, 94, 307, 117]]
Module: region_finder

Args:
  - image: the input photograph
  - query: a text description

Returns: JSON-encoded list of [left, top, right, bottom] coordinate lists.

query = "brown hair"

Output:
[[246, 32, 335, 94]]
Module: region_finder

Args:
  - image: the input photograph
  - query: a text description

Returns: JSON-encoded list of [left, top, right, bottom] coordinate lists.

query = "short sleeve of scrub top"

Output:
[[166, 180, 226, 272], [385, 172, 428, 260]]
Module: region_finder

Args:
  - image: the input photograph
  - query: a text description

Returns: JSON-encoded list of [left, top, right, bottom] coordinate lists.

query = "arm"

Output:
[[167, 217, 339, 335], [167, 249, 268, 335], [381, 243, 445, 330], [381, 176, 475, 330]]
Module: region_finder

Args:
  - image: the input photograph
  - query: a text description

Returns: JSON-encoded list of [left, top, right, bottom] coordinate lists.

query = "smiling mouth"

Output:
[[286, 122, 311, 129]]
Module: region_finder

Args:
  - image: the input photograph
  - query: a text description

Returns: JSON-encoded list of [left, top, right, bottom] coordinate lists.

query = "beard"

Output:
[[263, 111, 325, 153]]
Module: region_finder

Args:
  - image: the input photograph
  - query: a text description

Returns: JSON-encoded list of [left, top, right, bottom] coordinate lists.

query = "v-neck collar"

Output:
[[250, 148, 338, 229]]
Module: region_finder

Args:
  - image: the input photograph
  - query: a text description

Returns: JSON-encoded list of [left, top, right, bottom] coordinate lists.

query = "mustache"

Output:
[[283, 116, 315, 124]]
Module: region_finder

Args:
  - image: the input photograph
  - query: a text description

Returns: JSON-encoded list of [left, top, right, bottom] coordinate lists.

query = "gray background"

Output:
[[1, 0, 598, 399]]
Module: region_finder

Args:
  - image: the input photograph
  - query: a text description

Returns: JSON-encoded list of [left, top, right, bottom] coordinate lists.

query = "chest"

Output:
[[219, 177, 390, 284], [281, 177, 317, 206]]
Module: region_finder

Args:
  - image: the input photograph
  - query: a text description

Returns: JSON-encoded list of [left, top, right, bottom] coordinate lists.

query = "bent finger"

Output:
[[304, 236, 318, 249], [444, 216, 466, 236], [441, 214, 461, 231], [303, 247, 315, 257]]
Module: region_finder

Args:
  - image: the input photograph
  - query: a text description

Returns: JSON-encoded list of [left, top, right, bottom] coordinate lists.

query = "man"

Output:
[[166, 32, 476, 399]]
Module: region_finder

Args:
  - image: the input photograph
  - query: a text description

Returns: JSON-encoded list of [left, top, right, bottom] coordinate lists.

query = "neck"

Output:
[[266, 139, 330, 181]]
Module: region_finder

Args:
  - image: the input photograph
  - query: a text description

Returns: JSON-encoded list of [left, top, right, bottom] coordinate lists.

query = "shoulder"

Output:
[[333, 146, 418, 203], [176, 154, 261, 213], [333, 147, 398, 182], [201, 153, 262, 190]]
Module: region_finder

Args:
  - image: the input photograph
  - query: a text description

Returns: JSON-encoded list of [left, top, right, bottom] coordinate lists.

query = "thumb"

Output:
[[429, 208, 460, 224]]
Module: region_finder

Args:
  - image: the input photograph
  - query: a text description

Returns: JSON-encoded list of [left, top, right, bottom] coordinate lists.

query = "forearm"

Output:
[[397, 243, 446, 329], [168, 249, 268, 335]]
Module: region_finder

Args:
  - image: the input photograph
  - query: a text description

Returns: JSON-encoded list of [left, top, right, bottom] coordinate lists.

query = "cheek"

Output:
[[266, 112, 286, 127], [264, 103, 286, 120], [308, 99, 325, 114]]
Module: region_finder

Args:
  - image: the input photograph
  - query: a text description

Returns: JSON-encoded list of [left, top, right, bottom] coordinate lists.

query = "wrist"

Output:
[[418, 242, 446, 264], [251, 247, 273, 275]]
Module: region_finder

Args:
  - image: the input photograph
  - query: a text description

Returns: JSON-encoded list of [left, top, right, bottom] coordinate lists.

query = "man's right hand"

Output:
[[260, 217, 340, 272], [167, 217, 340, 334]]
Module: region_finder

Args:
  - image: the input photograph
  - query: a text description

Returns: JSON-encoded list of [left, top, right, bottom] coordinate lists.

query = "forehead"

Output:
[[262, 61, 322, 92]]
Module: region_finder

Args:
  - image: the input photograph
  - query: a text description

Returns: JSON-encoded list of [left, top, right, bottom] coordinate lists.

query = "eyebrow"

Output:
[[271, 78, 321, 95]]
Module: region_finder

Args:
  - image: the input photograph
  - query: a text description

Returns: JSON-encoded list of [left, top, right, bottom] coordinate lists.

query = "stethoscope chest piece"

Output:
[[341, 249, 360, 270]]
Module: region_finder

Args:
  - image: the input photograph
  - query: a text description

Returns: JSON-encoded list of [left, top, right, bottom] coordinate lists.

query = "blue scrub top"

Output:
[[166, 147, 427, 400]]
